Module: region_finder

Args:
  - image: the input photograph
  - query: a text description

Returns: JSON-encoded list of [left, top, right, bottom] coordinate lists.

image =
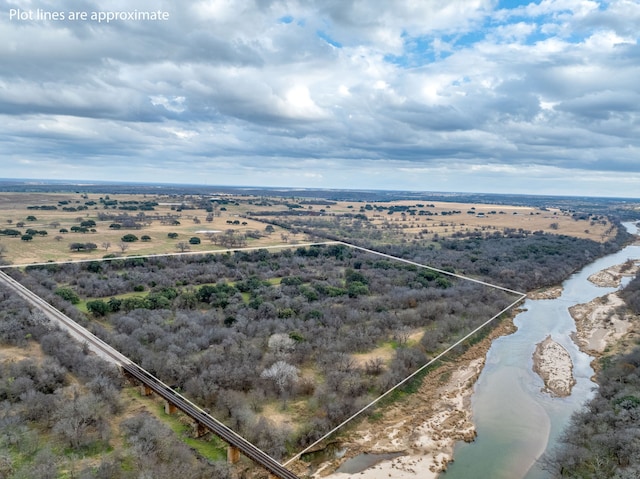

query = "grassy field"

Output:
[[279, 199, 615, 243], [0, 191, 615, 265], [0, 192, 306, 265]]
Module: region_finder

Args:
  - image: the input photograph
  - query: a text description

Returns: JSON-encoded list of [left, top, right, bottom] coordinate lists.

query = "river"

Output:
[[441, 222, 640, 479]]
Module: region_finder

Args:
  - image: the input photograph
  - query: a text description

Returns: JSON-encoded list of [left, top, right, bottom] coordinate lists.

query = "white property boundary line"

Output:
[[281, 242, 527, 466], [0, 241, 342, 270], [282, 294, 525, 466], [0, 239, 527, 468], [341, 241, 525, 296]]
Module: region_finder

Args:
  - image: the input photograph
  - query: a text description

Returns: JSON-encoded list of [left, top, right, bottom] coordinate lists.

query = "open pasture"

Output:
[[0, 192, 302, 265]]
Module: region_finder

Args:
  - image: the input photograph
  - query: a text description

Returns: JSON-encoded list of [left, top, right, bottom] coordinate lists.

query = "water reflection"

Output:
[[443, 223, 640, 479]]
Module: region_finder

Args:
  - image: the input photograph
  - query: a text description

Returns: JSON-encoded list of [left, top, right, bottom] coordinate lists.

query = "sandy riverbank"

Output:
[[528, 285, 563, 300], [570, 292, 634, 356], [532, 336, 575, 397], [587, 259, 639, 288], [531, 261, 639, 394], [570, 261, 639, 359], [310, 319, 517, 479]]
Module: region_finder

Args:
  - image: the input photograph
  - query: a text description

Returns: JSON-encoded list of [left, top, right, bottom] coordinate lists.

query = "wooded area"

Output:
[[1, 187, 634, 475], [262, 210, 629, 291], [7, 244, 518, 458], [544, 271, 640, 478], [0, 283, 231, 479]]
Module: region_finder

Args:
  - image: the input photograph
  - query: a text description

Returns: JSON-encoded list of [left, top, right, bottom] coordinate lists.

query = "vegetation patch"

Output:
[[15, 244, 519, 460]]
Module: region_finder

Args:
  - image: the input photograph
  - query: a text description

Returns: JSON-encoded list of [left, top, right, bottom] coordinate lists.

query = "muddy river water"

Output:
[[442, 222, 640, 479]]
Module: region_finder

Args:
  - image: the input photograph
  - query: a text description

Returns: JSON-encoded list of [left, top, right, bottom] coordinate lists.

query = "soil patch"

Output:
[[309, 318, 517, 479]]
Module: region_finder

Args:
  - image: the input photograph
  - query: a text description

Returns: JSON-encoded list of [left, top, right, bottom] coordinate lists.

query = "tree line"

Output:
[[263, 213, 631, 292], [11, 244, 517, 456], [544, 270, 640, 478]]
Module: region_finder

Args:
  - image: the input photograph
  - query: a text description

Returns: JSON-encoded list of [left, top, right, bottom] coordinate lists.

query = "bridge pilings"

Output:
[[164, 400, 177, 415], [193, 421, 208, 438], [227, 445, 241, 464]]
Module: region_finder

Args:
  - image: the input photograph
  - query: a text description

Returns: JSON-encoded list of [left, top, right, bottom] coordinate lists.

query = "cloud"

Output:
[[1, 0, 639, 196]]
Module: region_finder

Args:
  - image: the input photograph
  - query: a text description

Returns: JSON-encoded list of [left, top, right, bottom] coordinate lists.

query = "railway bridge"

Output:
[[0, 270, 300, 479]]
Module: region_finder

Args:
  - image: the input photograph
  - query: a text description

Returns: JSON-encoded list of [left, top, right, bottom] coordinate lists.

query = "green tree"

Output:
[[55, 287, 80, 304], [108, 297, 122, 312], [121, 234, 138, 242], [348, 281, 369, 298], [86, 300, 109, 317], [69, 242, 85, 251]]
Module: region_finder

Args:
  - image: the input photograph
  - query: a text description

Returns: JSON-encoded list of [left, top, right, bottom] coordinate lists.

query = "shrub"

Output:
[[54, 287, 80, 304]]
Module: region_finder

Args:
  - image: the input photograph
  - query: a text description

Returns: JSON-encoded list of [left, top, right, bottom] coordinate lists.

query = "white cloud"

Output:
[[0, 0, 638, 197]]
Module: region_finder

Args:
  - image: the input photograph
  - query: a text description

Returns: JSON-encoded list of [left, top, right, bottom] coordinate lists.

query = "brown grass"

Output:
[[0, 341, 45, 363], [0, 192, 614, 265], [0, 192, 307, 265], [320, 200, 613, 242]]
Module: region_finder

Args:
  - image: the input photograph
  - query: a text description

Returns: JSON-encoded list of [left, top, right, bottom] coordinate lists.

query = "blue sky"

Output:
[[1, 0, 639, 197]]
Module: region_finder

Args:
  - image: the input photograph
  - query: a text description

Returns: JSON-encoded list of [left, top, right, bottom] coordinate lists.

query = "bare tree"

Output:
[[365, 357, 385, 376], [393, 325, 411, 346], [102, 241, 111, 251], [261, 361, 299, 407], [176, 242, 190, 252], [118, 242, 129, 253], [268, 333, 295, 358], [53, 388, 108, 449]]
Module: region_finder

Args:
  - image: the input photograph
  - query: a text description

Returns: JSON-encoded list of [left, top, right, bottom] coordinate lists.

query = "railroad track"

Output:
[[0, 270, 300, 479]]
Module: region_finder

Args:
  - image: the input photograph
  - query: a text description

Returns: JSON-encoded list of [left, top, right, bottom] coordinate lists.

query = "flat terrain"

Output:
[[0, 192, 303, 264], [249, 199, 614, 246], [0, 188, 630, 477], [13, 243, 519, 459], [0, 192, 615, 265]]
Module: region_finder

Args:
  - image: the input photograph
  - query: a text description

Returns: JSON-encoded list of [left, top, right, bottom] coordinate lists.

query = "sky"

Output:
[[1, 0, 639, 197]]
